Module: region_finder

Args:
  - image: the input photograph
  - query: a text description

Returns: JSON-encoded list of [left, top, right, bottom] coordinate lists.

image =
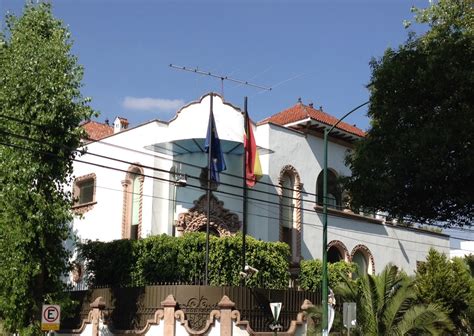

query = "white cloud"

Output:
[[122, 96, 184, 111]]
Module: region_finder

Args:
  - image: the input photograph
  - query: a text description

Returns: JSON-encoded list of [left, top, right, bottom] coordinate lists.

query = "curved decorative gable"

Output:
[[176, 193, 241, 237], [167, 93, 244, 143]]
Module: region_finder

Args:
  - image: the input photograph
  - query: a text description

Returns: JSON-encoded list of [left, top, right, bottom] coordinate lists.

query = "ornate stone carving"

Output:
[[71, 261, 84, 283], [176, 193, 241, 237]]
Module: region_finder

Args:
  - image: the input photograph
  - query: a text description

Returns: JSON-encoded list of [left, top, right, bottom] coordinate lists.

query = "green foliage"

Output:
[[464, 254, 474, 277], [244, 236, 290, 289], [79, 233, 290, 289], [176, 232, 207, 283], [337, 264, 453, 335], [0, 3, 93, 335], [415, 248, 474, 334], [79, 239, 135, 286], [299, 259, 356, 291], [133, 235, 179, 284], [345, 0, 473, 226]]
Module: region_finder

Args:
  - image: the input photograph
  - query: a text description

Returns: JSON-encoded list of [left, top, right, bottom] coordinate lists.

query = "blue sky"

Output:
[[1, 0, 431, 130], [2, 1, 474, 239]]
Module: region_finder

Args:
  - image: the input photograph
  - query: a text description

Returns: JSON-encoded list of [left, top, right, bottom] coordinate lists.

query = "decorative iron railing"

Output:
[[62, 284, 321, 332]]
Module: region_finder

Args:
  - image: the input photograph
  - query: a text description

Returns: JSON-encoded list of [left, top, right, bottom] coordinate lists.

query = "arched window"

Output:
[[130, 173, 141, 240], [328, 246, 343, 263], [317, 169, 341, 209], [352, 251, 368, 277], [327, 240, 350, 263], [122, 165, 144, 240], [278, 165, 302, 264], [351, 244, 375, 277], [281, 173, 295, 249]]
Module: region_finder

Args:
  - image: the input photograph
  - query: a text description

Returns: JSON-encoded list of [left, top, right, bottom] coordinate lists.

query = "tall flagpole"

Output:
[[241, 97, 249, 283], [204, 94, 214, 285]]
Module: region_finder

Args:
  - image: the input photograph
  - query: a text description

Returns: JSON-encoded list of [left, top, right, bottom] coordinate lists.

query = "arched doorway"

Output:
[[327, 240, 350, 263]]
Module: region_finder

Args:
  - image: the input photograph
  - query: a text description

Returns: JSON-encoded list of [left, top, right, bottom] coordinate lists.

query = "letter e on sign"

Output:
[[41, 304, 61, 331]]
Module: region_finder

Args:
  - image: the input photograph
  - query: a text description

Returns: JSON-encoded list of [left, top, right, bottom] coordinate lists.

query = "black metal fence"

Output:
[[62, 284, 322, 332]]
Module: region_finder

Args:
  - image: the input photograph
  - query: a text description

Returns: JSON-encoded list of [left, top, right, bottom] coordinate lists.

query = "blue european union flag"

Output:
[[204, 110, 226, 183]]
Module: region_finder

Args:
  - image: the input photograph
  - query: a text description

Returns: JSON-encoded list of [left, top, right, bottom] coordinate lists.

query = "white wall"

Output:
[[72, 121, 171, 241], [255, 122, 449, 275], [71, 93, 450, 275]]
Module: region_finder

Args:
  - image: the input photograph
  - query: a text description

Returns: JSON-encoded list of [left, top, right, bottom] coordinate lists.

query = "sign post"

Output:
[[269, 302, 282, 335], [41, 305, 60, 332], [343, 302, 356, 336]]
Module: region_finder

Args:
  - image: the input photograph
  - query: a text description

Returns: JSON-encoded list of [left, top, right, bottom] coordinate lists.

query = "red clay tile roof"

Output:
[[81, 120, 114, 141], [259, 102, 365, 137], [117, 117, 129, 125]]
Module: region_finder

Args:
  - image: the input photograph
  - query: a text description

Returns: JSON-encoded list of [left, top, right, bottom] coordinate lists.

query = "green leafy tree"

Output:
[[415, 249, 474, 334], [0, 3, 93, 334], [345, 0, 473, 226], [337, 265, 453, 335]]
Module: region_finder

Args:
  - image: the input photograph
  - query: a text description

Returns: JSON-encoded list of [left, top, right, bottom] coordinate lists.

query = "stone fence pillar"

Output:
[[89, 297, 105, 336]]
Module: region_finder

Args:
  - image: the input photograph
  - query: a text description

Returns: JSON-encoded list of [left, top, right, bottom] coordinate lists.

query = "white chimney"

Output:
[[114, 117, 129, 133]]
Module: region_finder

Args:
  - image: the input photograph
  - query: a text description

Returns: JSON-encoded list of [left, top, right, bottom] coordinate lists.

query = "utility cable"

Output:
[[0, 140, 460, 254], [0, 114, 465, 227], [0, 127, 331, 213]]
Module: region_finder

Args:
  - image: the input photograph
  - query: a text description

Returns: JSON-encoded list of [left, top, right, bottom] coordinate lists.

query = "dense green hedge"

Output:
[[79, 233, 290, 289], [299, 259, 356, 291]]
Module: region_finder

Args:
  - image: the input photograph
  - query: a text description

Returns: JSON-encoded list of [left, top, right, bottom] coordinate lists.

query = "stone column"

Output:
[[89, 297, 106, 336], [301, 299, 315, 332], [161, 294, 177, 336], [218, 295, 235, 336]]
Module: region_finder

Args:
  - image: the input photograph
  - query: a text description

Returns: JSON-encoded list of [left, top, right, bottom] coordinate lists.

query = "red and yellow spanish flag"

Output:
[[244, 111, 262, 187]]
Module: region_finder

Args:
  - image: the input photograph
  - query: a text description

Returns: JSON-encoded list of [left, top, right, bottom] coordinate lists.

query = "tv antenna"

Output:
[[169, 64, 272, 97]]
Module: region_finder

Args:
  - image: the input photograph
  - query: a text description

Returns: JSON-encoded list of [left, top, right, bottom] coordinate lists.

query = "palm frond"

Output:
[[382, 279, 416, 331], [390, 303, 453, 336]]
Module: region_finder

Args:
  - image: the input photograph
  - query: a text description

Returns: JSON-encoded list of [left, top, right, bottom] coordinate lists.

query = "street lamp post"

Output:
[[321, 101, 369, 335]]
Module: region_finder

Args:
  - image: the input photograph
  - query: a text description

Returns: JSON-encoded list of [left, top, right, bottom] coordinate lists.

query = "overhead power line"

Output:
[[0, 141, 465, 253], [0, 113, 468, 228], [0, 113, 331, 202]]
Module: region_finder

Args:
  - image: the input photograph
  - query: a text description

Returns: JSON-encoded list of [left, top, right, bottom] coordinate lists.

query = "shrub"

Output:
[[79, 239, 135, 286], [132, 234, 179, 285], [299, 259, 356, 291], [415, 248, 474, 334], [79, 233, 290, 289]]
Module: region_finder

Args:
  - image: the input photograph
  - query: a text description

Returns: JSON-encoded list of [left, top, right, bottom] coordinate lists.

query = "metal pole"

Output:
[[273, 306, 278, 336], [241, 97, 248, 285], [205, 94, 214, 285], [169, 64, 272, 91], [321, 101, 369, 335], [322, 129, 329, 335]]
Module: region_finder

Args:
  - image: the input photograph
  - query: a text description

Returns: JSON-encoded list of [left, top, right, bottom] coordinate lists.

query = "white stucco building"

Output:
[[71, 93, 449, 277]]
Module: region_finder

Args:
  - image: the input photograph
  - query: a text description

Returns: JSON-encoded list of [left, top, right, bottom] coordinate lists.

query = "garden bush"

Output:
[[299, 259, 356, 291], [79, 233, 290, 289]]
